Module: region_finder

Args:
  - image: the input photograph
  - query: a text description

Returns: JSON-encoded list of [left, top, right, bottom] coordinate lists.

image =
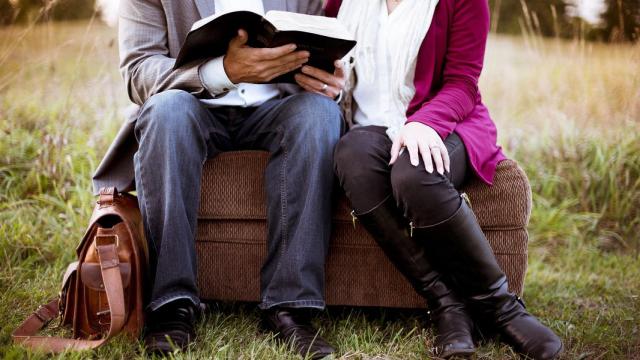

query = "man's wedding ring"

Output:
[[321, 83, 329, 92]]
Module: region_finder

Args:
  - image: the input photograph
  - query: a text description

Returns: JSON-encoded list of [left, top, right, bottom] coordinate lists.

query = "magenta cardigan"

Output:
[[325, 0, 506, 185]]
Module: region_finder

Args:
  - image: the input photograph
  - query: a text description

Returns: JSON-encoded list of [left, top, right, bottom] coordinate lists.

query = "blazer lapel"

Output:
[[194, 0, 215, 18]]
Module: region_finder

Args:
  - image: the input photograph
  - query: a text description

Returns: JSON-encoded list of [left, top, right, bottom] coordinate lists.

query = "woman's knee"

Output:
[[390, 153, 460, 224], [334, 130, 394, 212], [334, 130, 381, 177]]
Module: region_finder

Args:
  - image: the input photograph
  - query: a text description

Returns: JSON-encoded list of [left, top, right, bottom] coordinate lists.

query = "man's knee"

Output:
[[136, 90, 204, 135], [281, 93, 343, 141]]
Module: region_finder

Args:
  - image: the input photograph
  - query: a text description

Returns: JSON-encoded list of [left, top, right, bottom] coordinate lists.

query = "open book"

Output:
[[174, 10, 356, 83]]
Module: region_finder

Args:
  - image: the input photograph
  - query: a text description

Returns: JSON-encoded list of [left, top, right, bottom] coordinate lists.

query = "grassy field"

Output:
[[1, 21, 639, 359]]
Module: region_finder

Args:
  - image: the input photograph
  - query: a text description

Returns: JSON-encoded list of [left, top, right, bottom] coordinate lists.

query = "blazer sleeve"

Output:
[[406, 0, 490, 140], [118, 0, 210, 105]]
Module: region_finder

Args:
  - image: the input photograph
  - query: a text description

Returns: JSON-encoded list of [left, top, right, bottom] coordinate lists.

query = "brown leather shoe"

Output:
[[263, 308, 335, 360]]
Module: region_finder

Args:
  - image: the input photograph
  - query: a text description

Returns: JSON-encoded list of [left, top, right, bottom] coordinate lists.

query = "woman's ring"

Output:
[[321, 83, 329, 92]]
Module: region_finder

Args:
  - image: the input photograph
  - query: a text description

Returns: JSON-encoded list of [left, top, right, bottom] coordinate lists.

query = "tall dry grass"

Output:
[[482, 35, 640, 253]]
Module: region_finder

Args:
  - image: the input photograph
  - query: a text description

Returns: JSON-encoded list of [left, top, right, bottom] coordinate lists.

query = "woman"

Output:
[[322, 0, 563, 359]]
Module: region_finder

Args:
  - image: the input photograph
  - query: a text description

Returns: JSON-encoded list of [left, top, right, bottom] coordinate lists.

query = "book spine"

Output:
[[256, 19, 277, 47]]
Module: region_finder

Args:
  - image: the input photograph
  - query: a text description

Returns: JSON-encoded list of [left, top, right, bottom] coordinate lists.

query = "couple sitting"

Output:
[[93, 0, 562, 359]]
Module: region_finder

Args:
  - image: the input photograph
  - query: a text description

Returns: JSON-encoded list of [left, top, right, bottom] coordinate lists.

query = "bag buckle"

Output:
[[97, 310, 111, 325], [97, 187, 118, 207], [34, 304, 56, 326], [95, 234, 119, 248]]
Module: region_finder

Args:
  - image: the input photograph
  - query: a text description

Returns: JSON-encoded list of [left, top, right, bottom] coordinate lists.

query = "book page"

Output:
[[265, 11, 354, 40], [191, 9, 262, 31]]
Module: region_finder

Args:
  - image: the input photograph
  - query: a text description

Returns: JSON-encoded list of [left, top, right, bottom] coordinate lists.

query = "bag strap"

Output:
[[12, 237, 127, 353]]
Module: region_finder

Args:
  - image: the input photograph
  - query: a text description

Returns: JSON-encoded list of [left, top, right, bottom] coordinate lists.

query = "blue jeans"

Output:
[[133, 90, 343, 311]]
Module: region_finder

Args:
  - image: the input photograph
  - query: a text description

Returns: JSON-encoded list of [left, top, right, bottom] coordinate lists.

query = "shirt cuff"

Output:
[[334, 90, 343, 103], [198, 56, 237, 96]]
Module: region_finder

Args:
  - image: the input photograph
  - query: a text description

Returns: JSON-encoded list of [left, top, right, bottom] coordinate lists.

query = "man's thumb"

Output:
[[230, 29, 249, 47]]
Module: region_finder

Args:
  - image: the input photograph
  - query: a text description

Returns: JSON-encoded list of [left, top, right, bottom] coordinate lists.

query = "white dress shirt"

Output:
[[198, 0, 281, 107], [342, 0, 435, 141]]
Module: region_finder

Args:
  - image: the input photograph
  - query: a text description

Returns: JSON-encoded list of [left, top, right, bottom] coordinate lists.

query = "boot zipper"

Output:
[[350, 210, 357, 229], [461, 192, 472, 209], [409, 221, 415, 237]]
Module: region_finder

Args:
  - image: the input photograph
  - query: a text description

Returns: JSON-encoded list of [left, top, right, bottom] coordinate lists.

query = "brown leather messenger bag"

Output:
[[12, 187, 148, 353]]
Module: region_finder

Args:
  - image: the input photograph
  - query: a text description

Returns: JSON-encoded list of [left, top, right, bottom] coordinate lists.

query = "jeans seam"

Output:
[[262, 125, 288, 304], [135, 151, 156, 256]]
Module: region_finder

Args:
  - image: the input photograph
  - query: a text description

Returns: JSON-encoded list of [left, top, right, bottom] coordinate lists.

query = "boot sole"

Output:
[[440, 347, 476, 359]]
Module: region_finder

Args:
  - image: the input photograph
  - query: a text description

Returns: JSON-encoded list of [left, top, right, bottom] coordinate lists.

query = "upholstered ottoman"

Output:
[[195, 151, 531, 308]]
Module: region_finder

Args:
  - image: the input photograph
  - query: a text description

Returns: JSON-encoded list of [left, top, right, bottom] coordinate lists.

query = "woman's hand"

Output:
[[390, 122, 450, 174], [294, 60, 346, 99]]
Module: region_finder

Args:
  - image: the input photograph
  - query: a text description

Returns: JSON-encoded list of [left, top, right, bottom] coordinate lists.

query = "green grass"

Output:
[[1, 21, 639, 359]]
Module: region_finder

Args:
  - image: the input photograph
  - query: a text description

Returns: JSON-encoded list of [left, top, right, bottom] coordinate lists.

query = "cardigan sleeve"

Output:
[[324, 0, 342, 17], [406, 0, 490, 140]]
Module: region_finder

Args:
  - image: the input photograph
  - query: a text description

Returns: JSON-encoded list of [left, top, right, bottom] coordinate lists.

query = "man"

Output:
[[92, 0, 346, 358]]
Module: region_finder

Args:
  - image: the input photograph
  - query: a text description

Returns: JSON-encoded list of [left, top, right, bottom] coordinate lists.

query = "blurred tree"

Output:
[[489, 0, 573, 37], [0, 0, 15, 25], [489, 0, 640, 42], [14, 0, 43, 23], [49, 0, 97, 21], [599, 0, 640, 41], [13, 0, 96, 23]]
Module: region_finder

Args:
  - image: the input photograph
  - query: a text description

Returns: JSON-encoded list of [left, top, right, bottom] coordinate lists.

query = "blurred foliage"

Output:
[[489, 0, 639, 42], [12, 0, 97, 23]]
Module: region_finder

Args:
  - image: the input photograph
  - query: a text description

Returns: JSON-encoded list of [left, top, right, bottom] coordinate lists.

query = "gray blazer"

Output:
[[92, 0, 323, 194]]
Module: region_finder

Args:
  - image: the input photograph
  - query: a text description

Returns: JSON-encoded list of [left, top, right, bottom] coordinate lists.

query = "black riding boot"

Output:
[[413, 197, 563, 360], [355, 196, 475, 358]]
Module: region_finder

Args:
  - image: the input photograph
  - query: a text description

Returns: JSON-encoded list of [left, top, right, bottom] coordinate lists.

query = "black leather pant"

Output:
[[334, 125, 470, 226]]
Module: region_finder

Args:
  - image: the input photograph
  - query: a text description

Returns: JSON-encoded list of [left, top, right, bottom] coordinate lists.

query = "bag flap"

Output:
[[61, 261, 78, 290], [80, 263, 131, 291]]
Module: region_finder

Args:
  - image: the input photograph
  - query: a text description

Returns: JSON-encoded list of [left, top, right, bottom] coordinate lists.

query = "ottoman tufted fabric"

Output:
[[196, 151, 532, 308]]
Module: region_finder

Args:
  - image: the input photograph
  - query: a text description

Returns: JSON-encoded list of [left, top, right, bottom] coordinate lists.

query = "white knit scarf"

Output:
[[337, 0, 439, 140]]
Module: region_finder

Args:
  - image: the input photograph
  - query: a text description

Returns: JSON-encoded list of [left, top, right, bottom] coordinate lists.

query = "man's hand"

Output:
[[223, 29, 310, 84], [389, 122, 450, 175], [294, 60, 346, 99]]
